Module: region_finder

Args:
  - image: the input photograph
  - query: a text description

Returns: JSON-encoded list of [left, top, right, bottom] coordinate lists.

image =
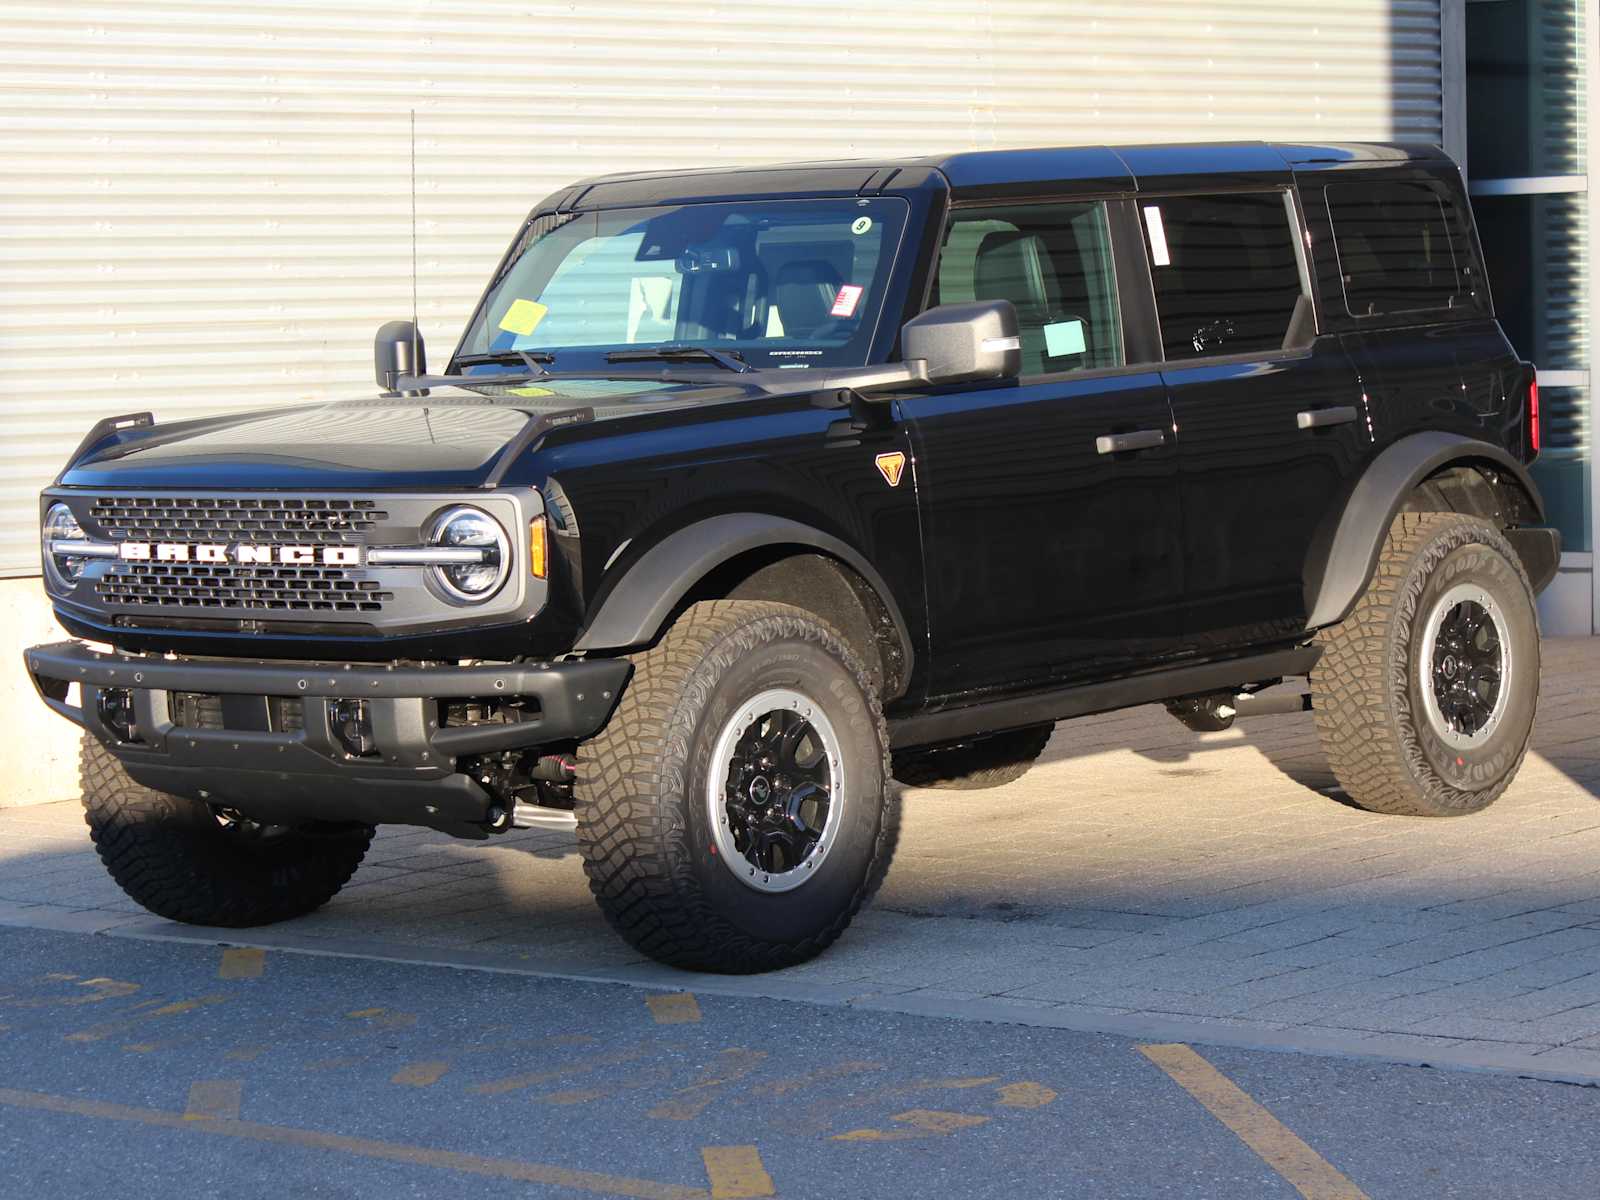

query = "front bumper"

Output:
[[24, 640, 630, 838]]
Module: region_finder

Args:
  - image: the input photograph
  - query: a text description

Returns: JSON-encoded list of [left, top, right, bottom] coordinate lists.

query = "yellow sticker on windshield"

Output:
[[509, 386, 555, 397], [498, 299, 549, 336]]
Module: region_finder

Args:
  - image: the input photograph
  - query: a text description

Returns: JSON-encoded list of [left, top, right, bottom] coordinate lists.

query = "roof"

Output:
[[545, 141, 1455, 212]]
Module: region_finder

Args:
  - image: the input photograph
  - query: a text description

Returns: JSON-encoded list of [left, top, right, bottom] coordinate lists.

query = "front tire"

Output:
[[81, 735, 373, 925], [574, 600, 895, 973], [1310, 511, 1539, 817]]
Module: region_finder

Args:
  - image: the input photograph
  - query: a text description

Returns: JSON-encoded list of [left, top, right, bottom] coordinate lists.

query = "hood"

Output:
[[58, 376, 749, 490]]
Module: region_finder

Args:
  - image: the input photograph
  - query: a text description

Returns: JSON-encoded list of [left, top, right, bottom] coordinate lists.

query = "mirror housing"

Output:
[[901, 300, 1021, 385], [374, 320, 426, 393]]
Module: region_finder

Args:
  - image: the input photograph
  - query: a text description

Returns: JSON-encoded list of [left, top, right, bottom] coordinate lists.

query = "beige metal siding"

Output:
[[0, 0, 1443, 572]]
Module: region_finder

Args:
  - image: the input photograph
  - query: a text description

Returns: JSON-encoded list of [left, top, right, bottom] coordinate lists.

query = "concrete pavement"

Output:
[[4, 637, 1600, 1083]]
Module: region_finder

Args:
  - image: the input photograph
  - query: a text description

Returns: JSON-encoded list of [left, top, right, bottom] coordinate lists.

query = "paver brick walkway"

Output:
[[5, 637, 1600, 1078]]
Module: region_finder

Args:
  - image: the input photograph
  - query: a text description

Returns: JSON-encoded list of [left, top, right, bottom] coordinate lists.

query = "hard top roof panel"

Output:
[[546, 141, 1453, 211]]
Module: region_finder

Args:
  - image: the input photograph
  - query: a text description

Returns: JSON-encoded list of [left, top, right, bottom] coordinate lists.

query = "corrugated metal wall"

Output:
[[0, 0, 1444, 573]]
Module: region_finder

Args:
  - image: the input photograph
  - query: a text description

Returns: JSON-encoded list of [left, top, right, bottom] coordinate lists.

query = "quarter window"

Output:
[[1143, 192, 1306, 359], [1325, 181, 1480, 317], [935, 201, 1123, 376]]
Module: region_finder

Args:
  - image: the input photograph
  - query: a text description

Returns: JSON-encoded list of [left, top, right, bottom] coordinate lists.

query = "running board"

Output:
[[887, 645, 1321, 750]]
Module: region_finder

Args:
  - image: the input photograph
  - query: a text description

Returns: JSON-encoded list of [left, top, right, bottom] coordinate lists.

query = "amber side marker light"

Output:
[[529, 516, 548, 579]]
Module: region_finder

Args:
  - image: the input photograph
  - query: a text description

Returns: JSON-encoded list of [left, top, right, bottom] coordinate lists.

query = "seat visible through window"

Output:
[[936, 202, 1123, 376]]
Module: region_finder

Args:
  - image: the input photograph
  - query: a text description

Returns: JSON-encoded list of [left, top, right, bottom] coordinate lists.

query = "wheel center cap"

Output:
[[748, 775, 771, 804], [1441, 655, 1458, 679]]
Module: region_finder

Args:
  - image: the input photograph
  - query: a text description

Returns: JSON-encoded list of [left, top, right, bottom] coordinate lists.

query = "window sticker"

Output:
[[851, 215, 873, 236], [1043, 319, 1087, 357], [830, 284, 864, 318], [508, 385, 555, 397], [1142, 205, 1171, 267], [498, 298, 549, 336]]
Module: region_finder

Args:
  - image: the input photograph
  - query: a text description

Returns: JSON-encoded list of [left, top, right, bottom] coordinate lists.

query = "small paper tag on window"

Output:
[[499, 298, 548, 336], [1044, 319, 1087, 357], [1142, 206, 1171, 267], [830, 284, 864, 318]]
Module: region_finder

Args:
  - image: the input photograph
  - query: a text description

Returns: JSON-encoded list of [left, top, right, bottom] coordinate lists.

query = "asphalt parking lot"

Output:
[[4, 640, 1600, 1195], [4, 925, 1600, 1199]]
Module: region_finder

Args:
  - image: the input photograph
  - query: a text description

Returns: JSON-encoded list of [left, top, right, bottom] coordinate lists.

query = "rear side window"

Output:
[[935, 200, 1123, 376], [1142, 192, 1306, 360], [1325, 181, 1481, 318]]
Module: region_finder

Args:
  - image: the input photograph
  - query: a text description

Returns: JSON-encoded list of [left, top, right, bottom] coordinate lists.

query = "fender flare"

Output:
[[1304, 431, 1547, 630], [572, 512, 916, 668]]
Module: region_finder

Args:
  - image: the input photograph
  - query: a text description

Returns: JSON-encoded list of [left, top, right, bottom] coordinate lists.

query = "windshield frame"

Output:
[[448, 193, 921, 380]]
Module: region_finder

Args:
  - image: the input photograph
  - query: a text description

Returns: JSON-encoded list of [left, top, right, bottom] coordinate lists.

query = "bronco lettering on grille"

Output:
[[116, 542, 362, 566]]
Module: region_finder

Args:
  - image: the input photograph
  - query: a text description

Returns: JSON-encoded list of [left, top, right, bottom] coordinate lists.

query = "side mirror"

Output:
[[374, 320, 426, 393], [901, 300, 1021, 385]]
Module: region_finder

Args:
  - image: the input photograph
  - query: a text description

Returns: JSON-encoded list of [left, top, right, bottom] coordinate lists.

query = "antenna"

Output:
[[409, 108, 420, 380]]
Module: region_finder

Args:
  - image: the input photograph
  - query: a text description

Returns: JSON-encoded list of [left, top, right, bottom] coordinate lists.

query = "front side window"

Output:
[[459, 198, 909, 370], [935, 200, 1123, 377], [1326, 182, 1481, 318], [1143, 191, 1306, 359]]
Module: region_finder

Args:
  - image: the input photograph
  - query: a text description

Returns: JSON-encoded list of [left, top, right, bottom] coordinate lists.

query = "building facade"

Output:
[[0, 1, 1592, 804]]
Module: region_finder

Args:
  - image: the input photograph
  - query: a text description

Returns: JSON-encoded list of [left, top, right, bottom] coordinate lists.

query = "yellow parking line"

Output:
[[1139, 1044, 1370, 1200], [391, 1060, 451, 1087], [0, 1086, 706, 1200], [647, 993, 702, 1025], [699, 1146, 775, 1199], [65, 994, 227, 1043], [184, 1079, 242, 1121], [218, 948, 265, 980]]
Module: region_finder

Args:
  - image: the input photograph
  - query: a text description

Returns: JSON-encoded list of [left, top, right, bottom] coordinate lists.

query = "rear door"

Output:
[[1140, 189, 1372, 653], [905, 196, 1184, 700]]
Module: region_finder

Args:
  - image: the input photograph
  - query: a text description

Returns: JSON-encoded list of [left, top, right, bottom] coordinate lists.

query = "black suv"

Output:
[[26, 141, 1558, 973]]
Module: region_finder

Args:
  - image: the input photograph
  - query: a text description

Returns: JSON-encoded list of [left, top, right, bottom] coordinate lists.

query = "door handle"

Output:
[[1095, 429, 1167, 455], [1296, 406, 1359, 430]]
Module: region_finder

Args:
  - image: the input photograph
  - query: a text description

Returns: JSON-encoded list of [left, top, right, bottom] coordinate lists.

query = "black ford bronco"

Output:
[[26, 141, 1558, 973]]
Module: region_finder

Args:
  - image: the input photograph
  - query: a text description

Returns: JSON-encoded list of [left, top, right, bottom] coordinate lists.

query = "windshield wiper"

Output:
[[454, 350, 555, 376], [606, 345, 751, 373]]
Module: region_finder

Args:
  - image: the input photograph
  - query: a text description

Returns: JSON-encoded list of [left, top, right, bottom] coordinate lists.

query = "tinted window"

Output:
[[1326, 182, 1477, 318], [1143, 192, 1305, 359], [935, 201, 1123, 376]]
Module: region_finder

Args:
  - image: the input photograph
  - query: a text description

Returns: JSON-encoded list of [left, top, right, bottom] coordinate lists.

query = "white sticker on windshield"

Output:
[[1044, 319, 1087, 357], [851, 215, 873, 236], [830, 284, 864, 317], [1143, 205, 1171, 267]]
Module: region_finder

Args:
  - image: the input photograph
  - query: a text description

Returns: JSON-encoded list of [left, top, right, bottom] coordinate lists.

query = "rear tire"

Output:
[[81, 735, 373, 926], [1310, 511, 1539, 817], [574, 600, 895, 973], [892, 724, 1054, 790]]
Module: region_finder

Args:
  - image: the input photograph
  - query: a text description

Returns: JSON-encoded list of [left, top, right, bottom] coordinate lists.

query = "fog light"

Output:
[[97, 687, 137, 742], [329, 698, 376, 758]]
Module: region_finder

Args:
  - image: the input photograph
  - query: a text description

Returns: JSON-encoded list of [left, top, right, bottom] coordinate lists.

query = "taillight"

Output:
[[1529, 376, 1541, 455]]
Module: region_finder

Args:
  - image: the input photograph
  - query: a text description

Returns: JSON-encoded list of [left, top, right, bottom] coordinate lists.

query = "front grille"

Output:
[[88, 495, 394, 613], [89, 495, 387, 543]]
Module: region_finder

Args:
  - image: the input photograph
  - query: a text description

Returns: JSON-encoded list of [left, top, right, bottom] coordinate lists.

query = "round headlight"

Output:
[[43, 502, 88, 587], [429, 506, 511, 602]]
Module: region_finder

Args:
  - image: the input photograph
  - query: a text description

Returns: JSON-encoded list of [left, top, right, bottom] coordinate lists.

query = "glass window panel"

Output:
[[1144, 192, 1303, 360], [1326, 182, 1486, 317], [1467, 0, 1587, 178], [936, 201, 1123, 376], [1472, 192, 1590, 371]]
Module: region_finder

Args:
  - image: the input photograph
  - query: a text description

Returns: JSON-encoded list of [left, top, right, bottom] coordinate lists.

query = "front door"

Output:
[[905, 197, 1184, 701], [1138, 189, 1371, 653]]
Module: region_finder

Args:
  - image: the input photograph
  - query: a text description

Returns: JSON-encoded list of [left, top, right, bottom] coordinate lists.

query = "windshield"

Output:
[[457, 197, 909, 372]]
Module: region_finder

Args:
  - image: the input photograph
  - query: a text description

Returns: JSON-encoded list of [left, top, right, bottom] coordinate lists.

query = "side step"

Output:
[[887, 644, 1320, 750]]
